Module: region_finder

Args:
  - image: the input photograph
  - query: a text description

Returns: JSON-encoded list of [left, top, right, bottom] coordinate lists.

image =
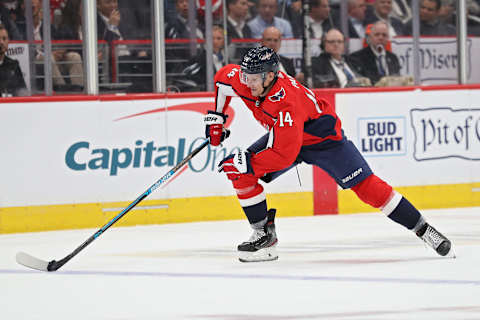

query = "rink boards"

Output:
[[1, 87, 479, 233]]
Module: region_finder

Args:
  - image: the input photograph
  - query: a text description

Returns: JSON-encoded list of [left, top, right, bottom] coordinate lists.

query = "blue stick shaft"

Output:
[[47, 139, 210, 271]]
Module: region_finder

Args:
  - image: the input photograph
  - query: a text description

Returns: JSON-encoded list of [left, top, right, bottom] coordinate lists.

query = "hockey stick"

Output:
[[16, 139, 210, 272]]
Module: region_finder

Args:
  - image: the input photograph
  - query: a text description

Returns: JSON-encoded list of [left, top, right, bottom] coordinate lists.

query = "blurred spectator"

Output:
[[118, 0, 150, 39], [349, 20, 401, 85], [248, 0, 293, 38], [311, 28, 369, 88], [364, 0, 406, 36], [347, 0, 367, 38], [0, 0, 22, 39], [405, 0, 456, 35], [439, 0, 480, 36], [165, 0, 204, 39], [97, 0, 151, 91], [277, 0, 303, 38], [226, 0, 252, 39], [23, 0, 84, 89], [391, 0, 412, 24], [438, 0, 455, 24], [182, 24, 226, 91], [0, 23, 27, 96], [261, 26, 296, 77], [306, 0, 334, 39]]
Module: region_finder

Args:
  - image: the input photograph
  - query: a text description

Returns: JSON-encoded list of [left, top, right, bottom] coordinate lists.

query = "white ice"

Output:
[[1, 207, 479, 320]]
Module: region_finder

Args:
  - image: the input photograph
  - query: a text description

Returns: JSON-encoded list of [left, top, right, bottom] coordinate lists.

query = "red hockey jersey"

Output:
[[214, 64, 343, 177]]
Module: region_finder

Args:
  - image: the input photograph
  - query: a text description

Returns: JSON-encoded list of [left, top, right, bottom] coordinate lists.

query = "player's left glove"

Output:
[[204, 110, 230, 146], [218, 149, 253, 180]]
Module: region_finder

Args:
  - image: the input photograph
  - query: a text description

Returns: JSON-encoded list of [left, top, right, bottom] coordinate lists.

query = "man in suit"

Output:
[[226, 0, 252, 39], [182, 25, 226, 91], [364, 0, 406, 36], [306, 0, 335, 39], [260, 26, 303, 82], [0, 23, 27, 96], [349, 20, 401, 85], [347, 0, 368, 38], [311, 28, 366, 88], [97, 0, 151, 92]]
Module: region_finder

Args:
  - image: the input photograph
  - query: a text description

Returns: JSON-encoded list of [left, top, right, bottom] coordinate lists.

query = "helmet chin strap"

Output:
[[260, 72, 277, 97]]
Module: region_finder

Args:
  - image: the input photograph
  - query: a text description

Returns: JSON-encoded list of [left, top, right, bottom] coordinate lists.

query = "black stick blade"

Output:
[[16, 252, 52, 272]]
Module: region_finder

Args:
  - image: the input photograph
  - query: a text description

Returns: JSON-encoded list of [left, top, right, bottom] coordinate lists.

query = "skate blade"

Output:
[[238, 245, 278, 263]]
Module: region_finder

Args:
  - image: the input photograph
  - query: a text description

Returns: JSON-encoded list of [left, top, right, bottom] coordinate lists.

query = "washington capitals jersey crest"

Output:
[[268, 87, 286, 102]]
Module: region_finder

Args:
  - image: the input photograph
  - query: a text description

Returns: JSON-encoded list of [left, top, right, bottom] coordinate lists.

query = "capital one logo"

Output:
[[65, 102, 238, 180]]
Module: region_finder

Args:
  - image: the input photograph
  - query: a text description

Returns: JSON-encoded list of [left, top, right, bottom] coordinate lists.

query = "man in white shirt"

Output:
[[348, 0, 367, 38], [307, 0, 332, 39], [226, 0, 252, 39], [364, 0, 406, 37], [248, 0, 294, 38], [311, 28, 362, 88]]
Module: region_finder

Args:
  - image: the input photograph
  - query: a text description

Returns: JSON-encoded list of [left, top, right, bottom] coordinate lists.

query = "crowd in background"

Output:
[[1, 0, 480, 96]]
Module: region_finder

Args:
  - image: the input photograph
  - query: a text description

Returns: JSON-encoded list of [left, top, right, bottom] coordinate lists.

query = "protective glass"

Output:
[[240, 71, 264, 86]]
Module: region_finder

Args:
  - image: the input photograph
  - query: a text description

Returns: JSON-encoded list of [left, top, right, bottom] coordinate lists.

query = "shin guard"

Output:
[[231, 174, 267, 225], [351, 175, 422, 230]]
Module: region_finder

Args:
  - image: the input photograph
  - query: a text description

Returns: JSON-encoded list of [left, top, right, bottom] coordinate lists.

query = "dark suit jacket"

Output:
[[0, 55, 27, 96], [364, 6, 406, 36], [96, 13, 132, 42], [310, 53, 360, 88], [226, 20, 252, 39], [348, 46, 400, 85], [182, 49, 225, 91], [404, 19, 456, 36], [279, 54, 296, 78]]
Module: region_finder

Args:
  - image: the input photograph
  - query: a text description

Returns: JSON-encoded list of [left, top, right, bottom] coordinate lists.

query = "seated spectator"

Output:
[[226, 0, 252, 39], [277, 0, 303, 38], [0, 23, 27, 96], [306, 0, 335, 39], [364, 0, 406, 36], [346, 0, 368, 38], [182, 24, 226, 91], [248, 0, 294, 39], [117, 0, 150, 39], [405, 0, 456, 35], [261, 26, 298, 78], [0, 0, 22, 39], [165, 0, 204, 39], [97, 0, 151, 91], [311, 28, 370, 88], [438, 0, 480, 36], [25, 0, 84, 90], [349, 20, 401, 85]]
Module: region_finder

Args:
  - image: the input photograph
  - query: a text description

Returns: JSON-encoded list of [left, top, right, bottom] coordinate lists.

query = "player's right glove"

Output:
[[204, 110, 230, 146]]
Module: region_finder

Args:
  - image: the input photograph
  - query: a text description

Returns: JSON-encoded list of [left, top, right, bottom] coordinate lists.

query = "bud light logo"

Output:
[[358, 117, 406, 157]]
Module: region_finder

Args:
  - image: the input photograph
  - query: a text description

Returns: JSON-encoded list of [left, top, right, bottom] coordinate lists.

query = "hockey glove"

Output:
[[218, 149, 253, 180], [204, 110, 230, 146]]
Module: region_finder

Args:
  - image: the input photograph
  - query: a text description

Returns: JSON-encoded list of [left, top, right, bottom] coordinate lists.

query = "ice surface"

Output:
[[1, 207, 479, 319]]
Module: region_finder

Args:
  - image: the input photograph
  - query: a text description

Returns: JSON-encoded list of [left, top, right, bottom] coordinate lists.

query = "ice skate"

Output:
[[238, 209, 278, 262], [416, 222, 453, 257]]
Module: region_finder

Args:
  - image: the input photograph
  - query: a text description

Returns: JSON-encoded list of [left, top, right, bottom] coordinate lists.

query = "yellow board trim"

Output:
[[0, 192, 313, 234], [338, 182, 480, 214]]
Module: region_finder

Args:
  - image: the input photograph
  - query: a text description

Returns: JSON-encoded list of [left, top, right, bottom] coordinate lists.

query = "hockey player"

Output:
[[204, 46, 452, 262]]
